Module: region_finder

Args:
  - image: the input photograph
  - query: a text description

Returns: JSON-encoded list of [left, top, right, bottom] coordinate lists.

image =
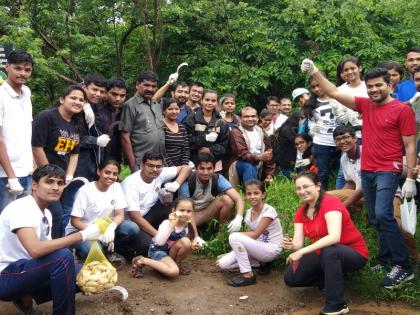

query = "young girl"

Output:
[[219, 93, 240, 129], [217, 180, 282, 286], [294, 133, 316, 173], [65, 159, 139, 267], [163, 97, 190, 166], [131, 197, 196, 278]]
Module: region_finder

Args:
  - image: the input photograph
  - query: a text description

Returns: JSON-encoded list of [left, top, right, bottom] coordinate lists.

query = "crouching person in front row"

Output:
[[0, 164, 101, 315]]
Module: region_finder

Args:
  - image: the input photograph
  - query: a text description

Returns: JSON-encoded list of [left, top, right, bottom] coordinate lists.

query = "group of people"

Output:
[[0, 46, 419, 315]]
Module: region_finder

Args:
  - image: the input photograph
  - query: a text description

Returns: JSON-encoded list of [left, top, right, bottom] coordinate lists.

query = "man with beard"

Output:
[[395, 47, 420, 102], [301, 59, 416, 288], [120, 71, 165, 172], [153, 80, 190, 123]]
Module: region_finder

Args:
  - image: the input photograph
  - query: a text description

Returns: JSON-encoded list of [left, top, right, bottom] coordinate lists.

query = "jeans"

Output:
[[49, 180, 85, 239], [284, 245, 366, 312], [0, 248, 82, 315], [335, 163, 346, 189], [313, 144, 341, 189], [74, 220, 140, 259], [361, 171, 411, 270], [279, 166, 293, 179], [235, 160, 258, 184], [0, 176, 32, 213]]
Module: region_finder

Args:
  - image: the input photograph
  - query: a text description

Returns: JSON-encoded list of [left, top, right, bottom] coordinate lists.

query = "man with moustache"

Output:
[[120, 71, 165, 172], [395, 47, 420, 102]]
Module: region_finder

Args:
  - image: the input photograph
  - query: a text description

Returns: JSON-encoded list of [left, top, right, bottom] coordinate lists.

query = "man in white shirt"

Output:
[[0, 51, 34, 212], [0, 164, 100, 314], [122, 151, 191, 256]]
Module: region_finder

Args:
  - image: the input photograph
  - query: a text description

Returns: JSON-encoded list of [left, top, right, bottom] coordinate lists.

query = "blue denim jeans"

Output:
[[0, 248, 81, 315], [313, 144, 341, 189], [361, 171, 411, 270], [236, 160, 258, 184], [0, 176, 32, 213], [74, 220, 140, 260], [49, 180, 85, 239], [335, 164, 346, 189]]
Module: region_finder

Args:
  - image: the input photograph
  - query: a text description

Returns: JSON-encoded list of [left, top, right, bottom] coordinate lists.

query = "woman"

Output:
[[163, 98, 190, 166], [65, 159, 139, 267], [219, 93, 239, 129], [303, 75, 340, 189], [32, 85, 86, 238], [271, 113, 300, 178], [283, 171, 368, 315]]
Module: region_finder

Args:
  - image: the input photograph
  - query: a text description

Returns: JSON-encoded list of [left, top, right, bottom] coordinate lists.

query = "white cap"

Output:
[[292, 88, 310, 100]]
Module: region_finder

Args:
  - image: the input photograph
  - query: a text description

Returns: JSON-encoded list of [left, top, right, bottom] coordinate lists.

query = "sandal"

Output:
[[178, 263, 191, 275], [106, 252, 126, 271], [131, 256, 145, 278]]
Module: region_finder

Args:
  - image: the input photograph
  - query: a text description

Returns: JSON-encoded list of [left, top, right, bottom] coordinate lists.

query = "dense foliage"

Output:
[[1, 0, 419, 113]]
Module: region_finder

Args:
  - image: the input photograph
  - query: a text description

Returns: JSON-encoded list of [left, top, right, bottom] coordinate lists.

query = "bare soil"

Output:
[[0, 256, 418, 315]]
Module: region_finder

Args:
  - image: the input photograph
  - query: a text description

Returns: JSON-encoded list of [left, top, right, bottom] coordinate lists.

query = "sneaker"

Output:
[[370, 263, 387, 272], [381, 265, 414, 288], [319, 304, 349, 315], [227, 274, 256, 287]]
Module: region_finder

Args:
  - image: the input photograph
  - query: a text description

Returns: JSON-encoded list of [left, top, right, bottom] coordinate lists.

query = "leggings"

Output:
[[284, 244, 366, 310], [218, 232, 281, 273]]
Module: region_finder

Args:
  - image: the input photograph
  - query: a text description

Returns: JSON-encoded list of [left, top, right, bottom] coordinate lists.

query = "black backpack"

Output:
[[187, 172, 219, 197]]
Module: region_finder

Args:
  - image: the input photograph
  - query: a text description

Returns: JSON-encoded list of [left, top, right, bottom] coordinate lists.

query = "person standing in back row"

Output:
[[301, 59, 416, 288]]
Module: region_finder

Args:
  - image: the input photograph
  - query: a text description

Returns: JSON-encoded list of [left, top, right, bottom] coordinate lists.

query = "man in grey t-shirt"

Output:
[[119, 71, 165, 171]]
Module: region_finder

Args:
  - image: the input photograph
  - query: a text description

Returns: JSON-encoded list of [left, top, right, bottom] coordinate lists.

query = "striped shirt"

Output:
[[164, 123, 190, 166]]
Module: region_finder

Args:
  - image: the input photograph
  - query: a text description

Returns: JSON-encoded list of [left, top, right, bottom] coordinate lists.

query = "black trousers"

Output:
[[284, 244, 367, 311]]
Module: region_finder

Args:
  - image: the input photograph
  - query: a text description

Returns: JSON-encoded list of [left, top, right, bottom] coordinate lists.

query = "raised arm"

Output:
[[301, 59, 356, 110]]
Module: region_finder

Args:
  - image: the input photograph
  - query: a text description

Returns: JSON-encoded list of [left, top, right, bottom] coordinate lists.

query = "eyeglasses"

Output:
[[334, 134, 352, 144], [42, 216, 50, 236], [144, 163, 163, 170], [295, 184, 315, 192]]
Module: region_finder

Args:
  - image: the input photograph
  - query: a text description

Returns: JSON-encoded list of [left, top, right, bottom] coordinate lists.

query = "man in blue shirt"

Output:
[[395, 47, 420, 102]]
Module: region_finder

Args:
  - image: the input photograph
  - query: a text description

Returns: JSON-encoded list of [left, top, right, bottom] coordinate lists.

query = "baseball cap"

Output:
[[292, 88, 310, 100]]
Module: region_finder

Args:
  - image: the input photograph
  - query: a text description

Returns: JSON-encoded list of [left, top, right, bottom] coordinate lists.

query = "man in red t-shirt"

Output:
[[300, 60, 415, 289]]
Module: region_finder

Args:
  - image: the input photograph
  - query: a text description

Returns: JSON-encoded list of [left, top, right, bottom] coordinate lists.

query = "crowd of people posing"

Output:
[[0, 47, 419, 315]]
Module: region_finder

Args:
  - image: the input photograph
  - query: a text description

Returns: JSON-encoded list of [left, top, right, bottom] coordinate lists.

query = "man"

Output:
[[301, 59, 416, 288], [186, 81, 204, 111], [395, 47, 420, 102], [178, 153, 245, 233], [292, 87, 310, 108], [75, 74, 109, 181], [273, 97, 292, 130], [328, 126, 363, 211], [0, 51, 34, 212], [95, 76, 128, 162], [183, 89, 229, 165], [266, 96, 280, 123], [153, 80, 191, 123], [408, 66, 420, 131], [120, 71, 165, 172], [122, 151, 191, 256], [225, 106, 274, 184], [0, 164, 100, 315]]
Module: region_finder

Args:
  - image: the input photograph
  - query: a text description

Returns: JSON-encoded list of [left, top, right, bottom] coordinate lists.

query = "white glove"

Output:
[[167, 72, 178, 85], [193, 236, 207, 248], [295, 159, 311, 168], [100, 222, 117, 244], [401, 178, 417, 198], [7, 178, 24, 195], [164, 181, 181, 193], [228, 214, 243, 233], [65, 174, 73, 185], [409, 92, 420, 106], [83, 103, 95, 128], [300, 58, 318, 76], [80, 223, 101, 241], [309, 122, 322, 134], [335, 109, 349, 125], [205, 132, 218, 143], [96, 134, 110, 147]]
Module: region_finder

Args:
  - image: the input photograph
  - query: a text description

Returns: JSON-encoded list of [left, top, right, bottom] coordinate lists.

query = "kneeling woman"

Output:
[[284, 171, 368, 315], [65, 160, 139, 265], [218, 180, 283, 286]]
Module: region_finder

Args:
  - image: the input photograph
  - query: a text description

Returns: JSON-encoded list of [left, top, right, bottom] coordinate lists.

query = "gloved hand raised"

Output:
[[167, 72, 178, 86], [300, 59, 319, 76]]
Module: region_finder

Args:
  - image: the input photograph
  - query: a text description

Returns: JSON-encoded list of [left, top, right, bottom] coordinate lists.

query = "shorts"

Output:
[[148, 246, 169, 261]]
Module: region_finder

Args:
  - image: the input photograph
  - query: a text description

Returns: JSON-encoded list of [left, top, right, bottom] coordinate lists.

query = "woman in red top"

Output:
[[283, 171, 368, 315]]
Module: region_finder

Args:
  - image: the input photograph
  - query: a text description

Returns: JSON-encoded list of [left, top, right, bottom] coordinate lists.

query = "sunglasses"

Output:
[[42, 216, 50, 236]]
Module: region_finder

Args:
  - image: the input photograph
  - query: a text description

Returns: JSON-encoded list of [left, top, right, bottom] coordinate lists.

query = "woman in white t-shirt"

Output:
[[217, 180, 282, 286], [66, 160, 139, 265]]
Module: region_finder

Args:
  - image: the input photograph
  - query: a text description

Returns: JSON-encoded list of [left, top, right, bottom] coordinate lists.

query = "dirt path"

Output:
[[0, 256, 418, 315]]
